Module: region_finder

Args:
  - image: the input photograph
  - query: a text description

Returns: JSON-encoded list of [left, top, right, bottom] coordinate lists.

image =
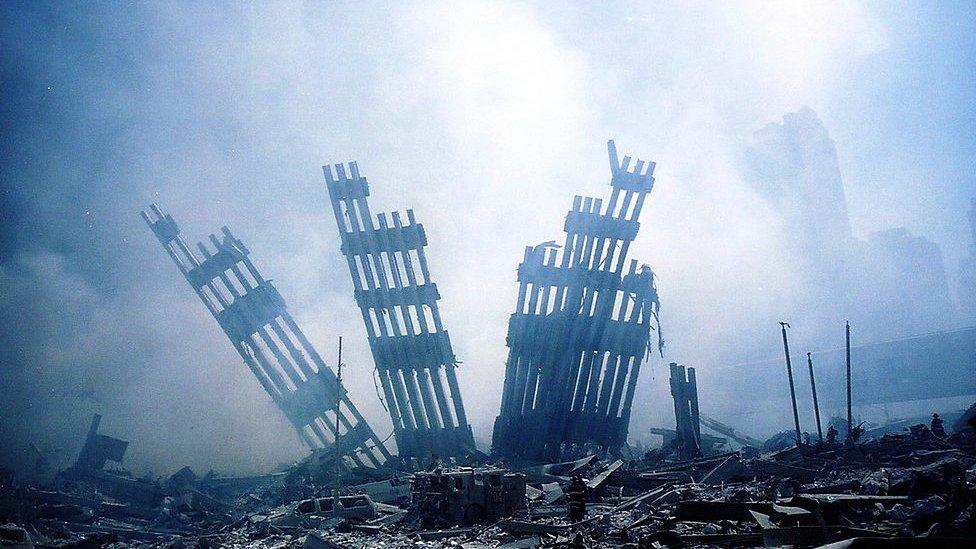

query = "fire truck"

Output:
[[411, 467, 526, 526]]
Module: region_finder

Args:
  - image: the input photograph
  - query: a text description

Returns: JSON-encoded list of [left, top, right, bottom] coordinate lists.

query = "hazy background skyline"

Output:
[[2, 0, 974, 477]]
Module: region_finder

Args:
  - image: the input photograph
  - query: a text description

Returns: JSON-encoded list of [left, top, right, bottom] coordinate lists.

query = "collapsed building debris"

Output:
[[68, 414, 128, 475], [323, 162, 476, 460], [669, 363, 702, 460], [650, 427, 729, 458], [700, 416, 764, 449], [2, 399, 975, 547], [142, 204, 391, 468], [297, 494, 378, 522], [493, 140, 663, 461], [57, 415, 164, 510]]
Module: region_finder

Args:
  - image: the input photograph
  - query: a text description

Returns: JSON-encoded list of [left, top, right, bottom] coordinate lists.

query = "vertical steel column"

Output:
[[687, 367, 701, 444], [606, 355, 629, 418], [780, 322, 802, 446], [502, 246, 533, 417], [846, 320, 853, 439], [669, 363, 689, 448]]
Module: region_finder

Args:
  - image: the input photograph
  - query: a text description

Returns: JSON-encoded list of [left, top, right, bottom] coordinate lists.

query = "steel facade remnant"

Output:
[[669, 363, 701, 459], [142, 204, 391, 468], [323, 162, 476, 460], [492, 140, 662, 461], [71, 414, 128, 473]]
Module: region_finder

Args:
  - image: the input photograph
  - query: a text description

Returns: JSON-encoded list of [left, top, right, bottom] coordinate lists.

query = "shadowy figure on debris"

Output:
[[846, 422, 865, 445], [567, 475, 588, 523], [931, 413, 946, 438], [825, 424, 838, 445]]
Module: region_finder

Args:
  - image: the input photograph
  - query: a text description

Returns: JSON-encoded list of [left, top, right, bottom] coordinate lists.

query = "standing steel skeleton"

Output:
[[323, 162, 476, 460], [142, 204, 391, 468], [492, 140, 662, 461]]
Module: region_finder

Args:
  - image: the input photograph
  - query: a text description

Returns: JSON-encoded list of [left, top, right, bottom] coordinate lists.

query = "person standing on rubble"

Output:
[[567, 475, 588, 523], [931, 413, 946, 437], [825, 425, 838, 445]]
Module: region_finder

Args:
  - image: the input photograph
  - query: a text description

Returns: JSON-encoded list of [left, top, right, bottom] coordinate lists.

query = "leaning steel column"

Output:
[[807, 352, 823, 442], [780, 322, 802, 447], [142, 205, 390, 467], [323, 161, 476, 460]]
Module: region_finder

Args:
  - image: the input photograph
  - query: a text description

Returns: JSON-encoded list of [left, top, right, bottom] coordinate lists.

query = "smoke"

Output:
[[1, 1, 973, 475]]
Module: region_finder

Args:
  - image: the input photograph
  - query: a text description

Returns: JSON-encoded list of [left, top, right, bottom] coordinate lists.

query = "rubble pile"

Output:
[[2, 411, 974, 548]]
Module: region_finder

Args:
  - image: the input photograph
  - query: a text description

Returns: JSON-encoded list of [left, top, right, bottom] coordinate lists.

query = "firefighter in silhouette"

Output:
[[931, 413, 946, 437], [567, 475, 588, 523], [825, 425, 838, 445]]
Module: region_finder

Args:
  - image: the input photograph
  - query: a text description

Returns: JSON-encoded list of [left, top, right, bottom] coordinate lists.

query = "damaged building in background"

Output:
[[142, 204, 391, 468], [493, 140, 663, 461], [747, 106, 961, 341], [323, 162, 476, 460]]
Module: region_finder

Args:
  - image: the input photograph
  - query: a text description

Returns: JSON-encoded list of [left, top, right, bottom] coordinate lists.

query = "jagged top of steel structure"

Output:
[[493, 140, 663, 461]]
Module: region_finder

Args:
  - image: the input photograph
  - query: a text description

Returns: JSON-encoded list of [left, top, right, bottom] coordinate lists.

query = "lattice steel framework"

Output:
[[323, 162, 476, 459], [492, 140, 662, 461], [142, 204, 391, 468]]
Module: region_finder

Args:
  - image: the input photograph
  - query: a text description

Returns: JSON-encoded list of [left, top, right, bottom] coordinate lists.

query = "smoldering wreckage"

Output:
[[2, 142, 975, 549]]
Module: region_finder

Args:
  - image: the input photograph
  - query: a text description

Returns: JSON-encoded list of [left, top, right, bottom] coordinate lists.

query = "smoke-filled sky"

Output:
[[2, 1, 974, 476]]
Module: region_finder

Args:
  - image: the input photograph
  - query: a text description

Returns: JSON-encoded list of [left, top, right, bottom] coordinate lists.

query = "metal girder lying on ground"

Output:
[[142, 204, 391, 468], [323, 162, 476, 459], [492, 140, 662, 461]]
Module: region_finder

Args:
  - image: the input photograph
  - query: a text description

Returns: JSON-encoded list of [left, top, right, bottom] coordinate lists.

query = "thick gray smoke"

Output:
[[1, 1, 973, 477]]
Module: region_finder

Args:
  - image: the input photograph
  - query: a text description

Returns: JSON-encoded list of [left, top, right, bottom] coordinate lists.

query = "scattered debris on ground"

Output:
[[2, 406, 974, 547]]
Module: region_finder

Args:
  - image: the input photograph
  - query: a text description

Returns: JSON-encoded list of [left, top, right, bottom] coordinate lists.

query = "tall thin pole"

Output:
[[845, 321, 852, 438], [780, 322, 802, 446], [807, 352, 823, 442], [334, 336, 343, 507]]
